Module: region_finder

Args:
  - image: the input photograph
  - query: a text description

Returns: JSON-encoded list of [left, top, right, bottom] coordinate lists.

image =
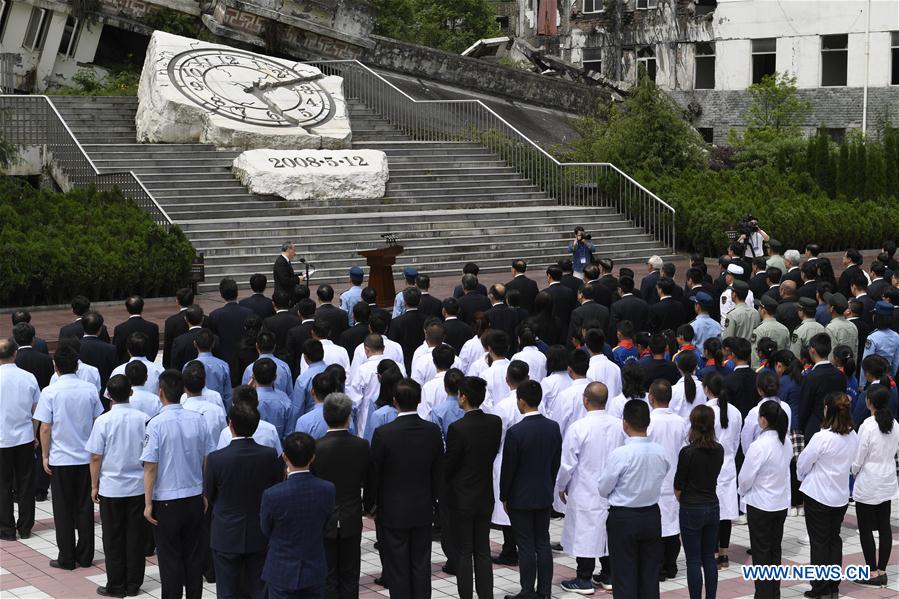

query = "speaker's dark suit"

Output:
[[264, 311, 301, 364], [610, 294, 651, 335], [443, 318, 473, 356], [640, 271, 661, 305], [311, 430, 372, 599], [273, 255, 300, 299], [386, 309, 425, 373], [59, 319, 110, 343], [261, 473, 335, 599], [648, 297, 688, 335], [445, 409, 502, 599], [315, 304, 349, 343], [486, 304, 521, 356], [506, 275, 539, 313], [458, 292, 492, 326], [568, 300, 610, 342], [209, 303, 255, 368], [543, 283, 578, 332], [240, 293, 275, 320], [418, 293, 444, 321], [371, 414, 443, 599], [15, 347, 54, 390], [112, 316, 159, 364], [800, 362, 847, 440], [499, 413, 562, 598], [205, 438, 283, 599]]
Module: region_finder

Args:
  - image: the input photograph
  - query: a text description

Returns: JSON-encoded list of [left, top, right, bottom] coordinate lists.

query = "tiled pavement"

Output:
[[1, 498, 898, 598]]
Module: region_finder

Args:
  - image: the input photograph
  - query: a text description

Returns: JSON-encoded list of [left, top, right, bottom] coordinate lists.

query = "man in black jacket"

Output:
[[723, 337, 758, 418], [486, 285, 520, 356], [162, 288, 195, 369], [500, 380, 562, 599], [387, 289, 426, 373], [311, 394, 372, 599], [416, 275, 443, 321], [610, 276, 651, 335], [543, 265, 578, 332], [569, 285, 610, 344], [445, 377, 502, 599], [648, 278, 687, 334], [240, 274, 276, 319], [171, 305, 214, 372], [315, 285, 349, 343], [583, 264, 613, 309], [453, 263, 488, 299], [209, 278, 255, 368], [205, 402, 283, 599], [799, 334, 845, 440], [273, 241, 304, 298], [59, 295, 110, 342], [79, 312, 118, 396], [442, 298, 473, 356], [370, 379, 443, 599], [263, 290, 301, 362], [506, 260, 539, 313], [459, 274, 492, 325], [640, 256, 663, 305], [12, 323, 54, 389], [113, 296, 160, 364], [285, 299, 317, 376], [338, 303, 371, 356]]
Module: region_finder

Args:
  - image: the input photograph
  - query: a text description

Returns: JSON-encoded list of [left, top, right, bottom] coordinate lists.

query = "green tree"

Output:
[[814, 133, 834, 197], [856, 142, 867, 199], [372, 0, 500, 53], [865, 145, 885, 199], [742, 72, 811, 144], [835, 141, 850, 198], [371, 0, 418, 42], [885, 128, 899, 198]]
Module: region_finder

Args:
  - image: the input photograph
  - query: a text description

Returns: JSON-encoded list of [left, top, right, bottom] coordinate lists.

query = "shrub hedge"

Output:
[[0, 177, 194, 307]]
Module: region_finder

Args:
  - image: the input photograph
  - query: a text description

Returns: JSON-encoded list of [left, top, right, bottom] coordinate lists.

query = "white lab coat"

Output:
[[346, 354, 387, 436], [511, 346, 547, 381], [488, 390, 522, 526], [556, 410, 626, 557], [460, 336, 487, 374], [649, 407, 687, 537], [539, 371, 573, 419], [482, 358, 511, 412], [669, 375, 707, 420], [708, 398, 742, 520], [586, 354, 622, 399]]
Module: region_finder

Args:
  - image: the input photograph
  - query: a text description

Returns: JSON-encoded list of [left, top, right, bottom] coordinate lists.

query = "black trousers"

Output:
[[0, 443, 35, 538], [508, 507, 553, 596], [439, 496, 457, 572], [606, 504, 662, 599], [50, 464, 94, 568], [804, 496, 847, 595], [380, 524, 432, 599], [324, 530, 361, 599], [746, 504, 787, 599], [662, 534, 681, 576], [33, 438, 49, 494], [718, 519, 732, 549], [212, 548, 265, 599], [499, 525, 517, 556], [856, 499, 892, 571], [574, 556, 610, 580], [452, 510, 493, 599], [152, 495, 204, 599], [99, 495, 146, 595]]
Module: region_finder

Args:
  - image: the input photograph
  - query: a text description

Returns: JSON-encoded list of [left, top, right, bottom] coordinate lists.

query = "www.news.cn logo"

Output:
[[741, 565, 870, 581]]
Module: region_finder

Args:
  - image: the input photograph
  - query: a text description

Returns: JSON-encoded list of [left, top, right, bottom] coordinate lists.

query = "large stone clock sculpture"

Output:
[[136, 31, 350, 149]]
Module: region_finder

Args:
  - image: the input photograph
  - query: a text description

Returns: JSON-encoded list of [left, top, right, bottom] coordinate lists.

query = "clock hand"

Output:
[[242, 73, 324, 94]]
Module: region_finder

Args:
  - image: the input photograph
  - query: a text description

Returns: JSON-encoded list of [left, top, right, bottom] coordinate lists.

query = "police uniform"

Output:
[[790, 298, 828, 357], [750, 296, 790, 369], [723, 281, 760, 341], [719, 264, 755, 327], [823, 293, 858, 361], [689, 292, 723, 349], [339, 266, 365, 326], [392, 267, 418, 318], [860, 301, 899, 380]]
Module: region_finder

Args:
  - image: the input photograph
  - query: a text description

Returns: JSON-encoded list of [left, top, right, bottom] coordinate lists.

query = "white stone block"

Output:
[[233, 149, 388, 200], [136, 31, 351, 149]]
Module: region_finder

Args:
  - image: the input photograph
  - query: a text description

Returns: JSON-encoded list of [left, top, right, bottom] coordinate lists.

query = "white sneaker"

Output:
[[788, 507, 799, 517], [797, 534, 810, 545], [798, 506, 804, 516], [735, 514, 748, 526]]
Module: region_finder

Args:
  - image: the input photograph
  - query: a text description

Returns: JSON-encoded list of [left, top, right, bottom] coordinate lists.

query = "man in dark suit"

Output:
[[867, 261, 890, 301], [261, 433, 335, 599], [10, 311, 49, 354], [763, 267, 783, 302], [582, 264, 613, 309], [442, 298, 473, 355], [416, 275, 443, 321], [596, 259, 619, 299], [797, 262, 819, 301], [847, 299, 873, 360], [310, 394, 372, 599], [338, 303, 371, 356], [500, 380, 562, 599], [799, 334, 846, 440], [749, 258, 770, 300], [506, 260, 539, 313], [314, 285, 349, 343], [781, 250, 803, 286], [723, 337, 758, 417], [370, 379, 444, 599], [264, 290, 301, 362], [683, 267, 716, 321], [568, 285, 610, 344], [273, 241, 304, 298], [640, 257, 663, 305], [12, 323, 54, 389], [850, 274, 876, 324], [163, 288, 195, 369], [660, 263, 684, 304], [240, 274, 276, 319], [58, 295, 110, 342], [453, 263, 488, 299], [361, 288, 391, 325], [171, 306, 213, 372], [648, 278, 687, 334], [209, 278, 255, 368], [776, 280, 801, 332], [113, 296, 159, 364], [445, 377, 502, 599], [205, 402, 283, 599], [838, 250, 866, 298], [610, 276, 651, 334], [559, 260, 582, 296], [286, 299, 317, 375], [486, 285, 521, 356], [387, 289, 426, 373], [543, 266, 578, 332], [459, 274, 492, 325], [78, 312, 119, 397]]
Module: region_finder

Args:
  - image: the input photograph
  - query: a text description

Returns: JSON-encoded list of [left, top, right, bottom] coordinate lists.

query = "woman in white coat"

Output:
[[670, 352, 707, 420], [702, 372, 742, 570], [850, 385, 899, 588], [539, 346, 572, 420]]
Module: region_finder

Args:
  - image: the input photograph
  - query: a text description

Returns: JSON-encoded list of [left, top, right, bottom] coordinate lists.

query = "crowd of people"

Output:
[[2, 235, 899, 599]]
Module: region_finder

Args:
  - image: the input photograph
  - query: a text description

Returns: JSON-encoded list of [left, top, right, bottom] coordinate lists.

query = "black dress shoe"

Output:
[[504, 593, 536, 599], [35, 491, 48, 502], [0, 534, 16, 541], [97, 587, 125, 598], [125, 589, 141, 597], [373, 576, 388, 588], [17, 530, 31, 540], [492, 553, 519, 566], [441, 564, 457, 575], [550, 542, 563, 551], [49, 560, 76, 570]]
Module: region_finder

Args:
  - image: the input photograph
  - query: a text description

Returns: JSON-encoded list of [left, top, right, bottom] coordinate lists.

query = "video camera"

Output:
[[736, 214, 759, 237]]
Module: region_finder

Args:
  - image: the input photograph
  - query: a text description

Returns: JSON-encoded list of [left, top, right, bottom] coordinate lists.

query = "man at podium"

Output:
[[273, 241, 306, 298]]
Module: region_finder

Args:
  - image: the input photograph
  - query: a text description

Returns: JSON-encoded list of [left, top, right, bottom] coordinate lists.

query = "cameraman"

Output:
[[737, 216, 769, 259], [568, 226, 596, 280]]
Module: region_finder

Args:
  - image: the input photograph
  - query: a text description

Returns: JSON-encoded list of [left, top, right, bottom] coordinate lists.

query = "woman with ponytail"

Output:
[[796, 392, 859, 597], [753, 338, 778, 374], [674, 405, 724, 599], [539, 345, 573, 420], [740, 370, 792, 455], [703, 373, 741, 570], [850, 385, 899, 587], [671, 352, 707, 419], [698, 338, 729, 381], [738, 401, 792, 599], [831, 344, 858, 402], [853, 354, 898, 427]]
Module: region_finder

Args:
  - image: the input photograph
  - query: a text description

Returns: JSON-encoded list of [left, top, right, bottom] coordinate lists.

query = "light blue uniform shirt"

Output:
[[111, 356, 164, 394], [295, 403, 357, 440], [861, 328, 899, 382], [33, 374, 104, 466], [392, 291, 406, 318], [340, 286, 363, 326], [430, 396, 464, 446], [597, 436, 670, 508], [242, 353, 294, 396], [257, 386, 291, 440], [192, 352, 233, 409], [363, 405, 398, 442], [85, 404, 146, 497], [217, 424, 283, 456], [0, 364, 40, 448], [182, 395, 227, 442], [140, 403, 213, 501], [289, 361, 327, 429], [130, 386, 162, 419], [690, 314, 723, 350]]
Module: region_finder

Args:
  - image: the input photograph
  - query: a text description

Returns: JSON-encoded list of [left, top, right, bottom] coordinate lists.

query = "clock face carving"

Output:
[[167, 48, 336, 129]]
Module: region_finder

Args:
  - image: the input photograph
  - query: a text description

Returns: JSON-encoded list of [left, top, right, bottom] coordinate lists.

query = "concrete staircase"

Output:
[[49, 95, 672, 293]]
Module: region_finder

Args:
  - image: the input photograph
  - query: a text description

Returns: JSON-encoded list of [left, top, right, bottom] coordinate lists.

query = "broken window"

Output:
[[636, 0, 659, 10], [697, 128, 714, 143], [23, 7, 49, 51], [58, 16, 81, 58], [583, 47, 602, 74], [496, 15, 510, 32], [821, 34, 848, 86], [695, 0, 717, 16], [637, 46, 656, 82], [751, 38, 776, 84], [891, 32, 898, 85], [694, 42, 715, 89], [0, 0, 10, 44], [584, 0, 605, 14]]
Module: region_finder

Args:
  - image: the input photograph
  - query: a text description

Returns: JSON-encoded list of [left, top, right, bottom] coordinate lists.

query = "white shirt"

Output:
[[740, 397, 792, 455], [350, 339, 406, 379], [606, 393, 649, 420], [0, 363, 40, 448], [50, 360, 101, 392], [719, 288, 756, 327], [411, 346, 462, 386], [460, 336, 487, 375], [797, 428, 859, 507], [34, 374, 104, 466], [707, 398, 742, 482], [550, 378, 591, 438], [586, 354, 622, 399], [182, 394, 227, 441], [217, 424, 283, 455], [110, 356, 164, 393], [648, 408, 687, 495], [419, 371, 447, 420], [482, 358, 511, 411], [180, 388, 226, 414], [346, 354, 388, 435], [539, 371, 573, 419], [851, 416, 899, 504], [738, 429, 793, 511], [511, 346, 547, 381], [669, 375, 707, 420], [130, 386, 162, 419], [302, 339, 349, 374]]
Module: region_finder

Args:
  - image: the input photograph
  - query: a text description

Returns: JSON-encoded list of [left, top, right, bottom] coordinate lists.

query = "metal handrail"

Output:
[[309, 60, 675, 251], [0, 95, 173, 230]]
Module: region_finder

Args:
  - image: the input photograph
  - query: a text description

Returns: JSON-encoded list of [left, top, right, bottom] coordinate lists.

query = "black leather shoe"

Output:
[[35, 491, 48, 502], [49, 560, 76, 570], [492, 553, 519, 566], [550, 542, 563, 551], [125, 589, 141, 597], [0, 534, 16, 541], [97, 587, 125, 598], [17, 530, 31, 540], [441, 564, 457, 575], [504, 593, 536, 599], [373, 576, 388, 588]]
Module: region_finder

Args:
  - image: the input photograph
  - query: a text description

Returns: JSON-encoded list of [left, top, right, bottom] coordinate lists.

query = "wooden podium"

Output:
[[358, 245, 404, 308]]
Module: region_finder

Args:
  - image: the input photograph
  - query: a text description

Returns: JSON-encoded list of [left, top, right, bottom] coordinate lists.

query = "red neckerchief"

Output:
[[639, 348, 651, 358], [615, 339, 634, 350], [705, 358, 717, 367], [680, 344, 697, 352]]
